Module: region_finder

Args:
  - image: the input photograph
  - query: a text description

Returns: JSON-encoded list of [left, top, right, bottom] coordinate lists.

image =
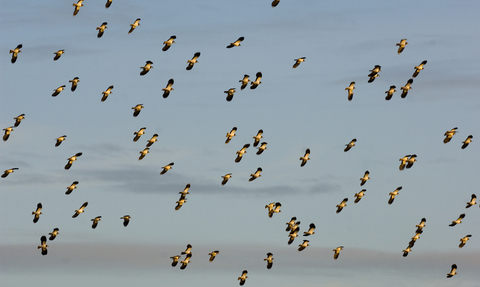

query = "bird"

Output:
[[406, 154, 417, 169], [55, 135, 67, 147], [73, 0, 84, 16], [208, 250, 219, 262], [132, 104, 144, 117], [354, 189, 366, 203], [336, 198, 348, 213], [48, 228, 59, 241], [388, 186, 402, 205], [444, 127, 458, 143], [162, 35, 176, 51], [128, 18, 141, 34], [345, 81, 355, 101], [179, 184, 191, 197], [120, 215, 131, 227], [162, 79, 174, 98], [221, 173, 232, 185], [271, 0, 280, 7], [160, 162, 174, 175], [344, 138, 357, 152], [446, 264, 457, 278], [368, 73, 380, 83], [459, 235, 471, 248], [303, 223, 316, 236], [368, 65, 381, 83], [235, 144, 250, 163], [333, 246, 344, 260], [105, 0, 112, 8], [256, 142, 267, 155], [264, 253, 274, 269], [52, 85, 66, 97], [180, 254, 192, 270], [53, 50, 65, 61], [385, 85, 396, 101], [415, 218, 427, 233], [139, 148, 149, 160], [250, 72, 262, 89], [91, 216, 101, 229], [182, 244, 193, 256], [227, 36, 244, 48], [299, 148, 311, 167], [249, 168, 263, 181], [2, 167, 19, 178], [133, 127, 146, 142], [96, 22, 108, 38], [146, 134, 158, 147], [65, 181, 79, 195], [224, 88, 236, 102], [10, 44, 22, 63], [32, 203, 42, 223], [298, 240, 309, 251], [461, 135, 473, 149], [465, 194, 476, 208], [13, 114, 25, 127], [186, 52, 200, 70], [360, 171, 370, 186], [293, 57, 306, 68], [396, 39, 408, 54], [290, 220, 301, 233], [239, 74, 250, 90], [101, 85, 114, 102], [402, 243, 413, 257], [399, 155, 410, 170], [175, 197, 187, 210], [238, 270, 248, 286], [140, 61, 153, 76], [65, 152, 82, 170], [69, 77, 80, 91], [412, 60, 427, 78], [449, 213, 465, 226], [170, 255, 181, 267], [252, 129, 263, 147], [225, 127, 237, 144], [400, 79, 413, 98], [268, 202, 282, 218], [72, 202, 88, 218], [38, 236, 48, 255], [410, 232, 421, 244], [3, 126, 14, 141], [285, 217, 297, 232]]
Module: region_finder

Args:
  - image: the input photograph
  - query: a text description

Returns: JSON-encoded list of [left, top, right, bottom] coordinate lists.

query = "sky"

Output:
[[1, 0, 480, 286]]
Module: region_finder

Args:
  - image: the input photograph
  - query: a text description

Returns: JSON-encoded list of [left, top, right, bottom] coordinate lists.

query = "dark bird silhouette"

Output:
[[446, 264, 457, 278], [298, 240, 309, 251], [333, 246, 344, 260], [224, 88, 236, 102], [252, 129, 263, 147], [406, 154, 417, 169], [101, 85, 114, 102], [271, 0, 280, 7], [53, 50, 65, 61], [170, 255, 181, 267], [96, 22, 108, 38], [345, 81, 355, 101], [140, 61, 153, 76], [146, 134, 158, 147], [225, 127, 237, 144], [186, 52, 200, 70], [10, 44, 22, 63], [459, 235, 471, 248], [444, 127, 458, 143], [360, 170, 370, 186], [256, 142, 267, 155], [235, 144, 250, 163], [160, 162, 174, 175], [65, 152, 82, 170], [293, 57, 306, 68], [344, 138, 356, 152], [48, 228, 59, 241], [65, 181, 79, 195], [461, 135, 473, 149], [250, 72, 262, 89], [449, 213, 465, 227], [388, 187, 402, 205], [38, 235, 48, 255], [91, 216, 101, 229], [162, 35, 176, 51], [132, 104, 144, 117], [208, 250, 219, 262], [162, 79, 174, 98], [3, 127, 14, 141], [52, 85, 66, 97], [336, 198, 348, 213], [465, 194, 476, 208], [180, 254, 192, 270], [239, 74, 250, 90], [69, 77, 80, 91], [13, 114, 25, 127], [385, 85, 396, 101], [303, 223, 316, 236], [128, 18, 140, 34], [73, 0, 84, 16], [105, 0, 112, 8], [354, 189, 366, 203], [249, 167, 262, 181], [227, 36, 244, 48], [32, 203, 42, 223], [396, 39, 408, 54], [264, 252, 274, 269], [238, 270, 248, 286], [2, 167, 18, 178], [133, 127, 146, 142], [55, 135, 67, 147], [72, 202, 88, 218], [400, 79, 413, 98], [221, 173, 232, 185], [121, 215, 131, 226], [299, 148, 310, 167], [412, 60, 427, 78]]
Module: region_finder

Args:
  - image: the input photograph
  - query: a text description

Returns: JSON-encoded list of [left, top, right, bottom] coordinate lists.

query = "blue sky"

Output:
[[1, 0, 480, 286]]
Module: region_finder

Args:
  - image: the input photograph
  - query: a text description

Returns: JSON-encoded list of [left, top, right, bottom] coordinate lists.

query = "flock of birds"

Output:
[[3, 0, 477, 284]]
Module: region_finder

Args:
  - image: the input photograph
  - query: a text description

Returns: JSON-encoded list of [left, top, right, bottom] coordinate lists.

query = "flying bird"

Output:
[[55, 135, 67, 147], [101, 85, 114, 102], [2, 167, 18, 178], [162, 35, 176, 51], [227, 36, 244, 48], [293, 57, 306, 68], [410, 232, 421, 245], [271, 0, 280, 7], [132, 104, 144, 117], [388, 186, 402, 205], [385, 85, 396, 101], [239, 74, 250, 90], [235, 143, 250, 163], [285, 217, 297, 232], [179, 184, 191, 197], [344, 138, 356, 152], [399, 155, 410, 170], [72, 202, 88, 218], [10, 44, 22, 63], [52, 85, 66, 97], [446, 264, 457, 278], [69, 77, 80, 91], [461, 135, 473, 149], [13, 114, 25, 127], [162, 78, 174, 98], [303, 223, 316, 236], [224, 88, 236, 102], [48, 228, 59, 241], [288, 228, 299, 245], [105, 0, 112, 8], [256, 142, 267, 155], [250, 72, 262, 89], [128, 18, 141, 34], [138, 147, 149, 160], [345, 81, 355, 101], [249, 167, 262, 181], [73, 0, 84, 16], [175, 197, 187, 210], [415, 218, 426, 233], [360, 170, 370, 186], [170, 255, 181, 267], [53, 50, 65, 61], [221, 173, 232, 185], [3, 126, 13, 141], [368, 65, 381, 83], [402, 243, 413, 257], [38, 236, 48, 255], [181, 244, 193, 256], [160, 162, 174, 175], [444, 127, 458, 143], [65, 181, 79, 195], [91, 216, 101, 229], [354, 189, 366, 203], [208, 250, 219, 262], [264, 252, 274, 269], [32, 203, 42, 223], [225, 127, 237, 144], [65, 152, 82, 170], [465, 194, 476, 208], [396, 39, 408, 54], [299, 148, 311, 167], [186, 52, 200, 70], [336, 198, 348, 213], [238, 270, 248, 286], [268, 202, 282, 218], [140, 61, 153, 76], [298, 240, 309, 251], [406, 154, 417, 169], [146, 134, 158, 147], [133, 127, 146, 142], [96, 22, 108, 38], [252, 129, 263, 147], [180, 254, 192, 270], [449, 213, 465, 227], [120, 215, 131, 227], [459, 235, 471, 248], [412, 60, 427, 78], [400, 79, 413, 98], [333, 246, 344, 260]]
